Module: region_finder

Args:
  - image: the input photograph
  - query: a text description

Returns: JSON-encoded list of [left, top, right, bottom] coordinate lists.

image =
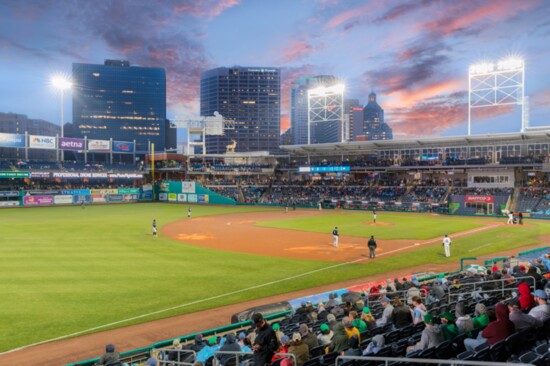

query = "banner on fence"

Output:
[[0, 133, 25, 148], [168, 193, 177, 202], [198, 194, 209, 203], [88, 139, 110, 151], [0, 171, 30, 178], [54, 195, 73, 204], [177, 194, 187, 202], [158, 193, 168, 201], [91, 194, 106, 203], [112, 141, 134, 153], [29, 135, 56, 149], [107, 194, 123, 202], [23, 195, 54, 205], [0, 191, 20, 197], [465, 195, 494, 203], [0, 201, 20, 207], [182, 181, 196, 193], [59, 137, 85, 151], [73, 195, 92, 204], [188, 194, 198, 203]]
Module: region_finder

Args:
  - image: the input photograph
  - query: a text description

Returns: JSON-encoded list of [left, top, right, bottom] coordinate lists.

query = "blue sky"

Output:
[[1, 0, 549, 139]]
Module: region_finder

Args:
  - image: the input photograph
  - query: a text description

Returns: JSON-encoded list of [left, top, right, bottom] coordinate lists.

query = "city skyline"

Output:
[[1, 0, 549, 141]]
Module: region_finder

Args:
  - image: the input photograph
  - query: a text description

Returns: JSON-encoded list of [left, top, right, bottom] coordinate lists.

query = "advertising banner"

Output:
[[158, 193, 168, 201], [88, 139, 110, 151], [112, 141, 134, 153], [118, 188, 140, 195], [0, 132, 25, 148], [160, 182, 170, 192], [177, 194, 187, 202], [198, 194, 209, 203], [30, 172, 51, 178], [29, 135, 56, 149], [73, 195, 92, 204], [465, 195, 494, 203], [168, 193, 177, 202], [107, 194, 123, 202], [61, 189, 91, 196], [0, 191, 20, 197], [23, 195, 54, 206], [54, 195, 74, 205], [188, 194, 198, 203], [123, 194, 138, 201], [108, 173, 143, 179], [0, 171, 30, 178], [182, 181, 196, 193], [91, 194, 106, 203], [91, 189, 118, 195], [59, 137, 84, 151], [0, 201, 20, 207]]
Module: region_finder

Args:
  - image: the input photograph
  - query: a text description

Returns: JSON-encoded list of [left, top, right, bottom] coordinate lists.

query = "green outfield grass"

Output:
[[1, 204, 549, 352], [257, 211, 486, 239]]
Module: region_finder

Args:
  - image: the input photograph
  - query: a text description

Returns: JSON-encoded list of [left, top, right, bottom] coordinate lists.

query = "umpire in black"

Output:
[[251, 313, 278, 366], [368, 235, 377, 259]]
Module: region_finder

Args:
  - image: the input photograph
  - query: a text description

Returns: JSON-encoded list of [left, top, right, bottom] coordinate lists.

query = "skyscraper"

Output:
[[290, 75, 342, 145], [72, 60, 174, 154], [0, 113, 59, 160], [363, 91, 393, 140], [200, 67, 280, 153], [344, 99, 364, 142]]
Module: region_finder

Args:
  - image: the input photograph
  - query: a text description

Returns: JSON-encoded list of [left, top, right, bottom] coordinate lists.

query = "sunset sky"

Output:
[[1, 0, 549, 140]]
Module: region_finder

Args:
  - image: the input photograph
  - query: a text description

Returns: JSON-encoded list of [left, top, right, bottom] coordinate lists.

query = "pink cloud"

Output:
[[173, 0, 240, 18], [279, 39, 321, 63]]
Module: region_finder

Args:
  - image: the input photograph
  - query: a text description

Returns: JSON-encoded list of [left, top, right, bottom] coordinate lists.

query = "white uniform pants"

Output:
[[444, 243, 450, 257], [333, 235, 339, 247]]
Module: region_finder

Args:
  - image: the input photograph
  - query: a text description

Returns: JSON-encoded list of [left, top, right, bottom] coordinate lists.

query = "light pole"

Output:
[[51, 76, 72, 161]]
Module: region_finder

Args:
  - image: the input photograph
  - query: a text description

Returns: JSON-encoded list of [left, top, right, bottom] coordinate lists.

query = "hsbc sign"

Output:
[[29, 135, 56, 149]]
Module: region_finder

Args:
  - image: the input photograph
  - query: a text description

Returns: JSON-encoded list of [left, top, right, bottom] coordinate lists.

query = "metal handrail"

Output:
[[158, 349, 196, 366], [336, 355, 535, 366], [213, 351, 297, 366], [446, 275, 535, 302]]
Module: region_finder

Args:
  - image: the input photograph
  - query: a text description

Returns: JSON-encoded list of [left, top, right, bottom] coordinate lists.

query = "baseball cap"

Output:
[[251, 313, 263, 325], [439, 312, 455, 322], [281, 335, 290, 343], [424, 313, 434, 324], [532, 289, 548, 300], [320, 324, 329, 332], [272, 323, 280, 331], [146, 358, 158, 366], [208, 337, 218, 346], [363, 306, 371, 313], [508, 298, 521, 308], [380, 297, 391, 303]]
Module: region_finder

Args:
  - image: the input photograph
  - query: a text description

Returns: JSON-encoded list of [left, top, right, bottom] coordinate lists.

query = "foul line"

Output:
[[0, 223, 500, 356]]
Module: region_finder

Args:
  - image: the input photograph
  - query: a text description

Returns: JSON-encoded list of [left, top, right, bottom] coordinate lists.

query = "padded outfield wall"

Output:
[[155, 181, 237, 205]]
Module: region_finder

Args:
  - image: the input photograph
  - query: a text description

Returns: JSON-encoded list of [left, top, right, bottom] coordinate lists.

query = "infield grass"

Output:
[[1, 204, 549, 353]]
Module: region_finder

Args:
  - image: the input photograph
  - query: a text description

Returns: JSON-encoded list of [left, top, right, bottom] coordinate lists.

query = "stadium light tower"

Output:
[[307, 83, 345, 144], [468, 57, 525, 135], [51, 75, 72, 160]]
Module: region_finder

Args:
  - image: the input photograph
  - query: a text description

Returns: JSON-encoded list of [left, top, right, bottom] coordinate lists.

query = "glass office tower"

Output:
[[201, 67, 280, 154], [72, 60, 169, 154]]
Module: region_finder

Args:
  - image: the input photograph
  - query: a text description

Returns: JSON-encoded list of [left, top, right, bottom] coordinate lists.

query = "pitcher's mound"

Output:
[[362, 222, 394, 226]]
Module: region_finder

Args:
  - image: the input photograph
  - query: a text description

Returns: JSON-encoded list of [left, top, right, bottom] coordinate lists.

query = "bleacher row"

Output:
[[84, 254, 550, 366]]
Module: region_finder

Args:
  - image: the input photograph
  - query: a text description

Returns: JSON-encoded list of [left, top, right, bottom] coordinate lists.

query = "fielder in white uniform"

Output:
[[507, 212, 514, 224], [442, 234, 451, 257], [333, 227, 339, 248]]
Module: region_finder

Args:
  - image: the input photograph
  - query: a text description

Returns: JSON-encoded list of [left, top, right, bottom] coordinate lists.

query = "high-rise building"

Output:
[[363, 91, 393, 140], [0, 113, 59, 160], [290, 76, 342, 145], [344, 99, 364, 141], [200, 67, 280, 153], [72, 60, 174, 154]]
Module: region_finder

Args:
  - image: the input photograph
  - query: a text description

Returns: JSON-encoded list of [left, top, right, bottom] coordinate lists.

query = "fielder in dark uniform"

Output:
[[368, 235, 377, 258], [251, 313, 278, 366], [333, 227, 339, 248], [152, 219, 157, 237]]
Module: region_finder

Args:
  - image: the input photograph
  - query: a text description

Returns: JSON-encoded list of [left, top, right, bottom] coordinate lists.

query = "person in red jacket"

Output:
[[464, 303, 515, 351], [518, 282, 536, 310]]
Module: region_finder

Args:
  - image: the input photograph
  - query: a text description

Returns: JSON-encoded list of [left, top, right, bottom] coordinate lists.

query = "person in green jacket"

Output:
[[440, 312, 459, 341], [327, 323, 349, 353], [472, 303, 490, 329], [349, 310, 368, 333]]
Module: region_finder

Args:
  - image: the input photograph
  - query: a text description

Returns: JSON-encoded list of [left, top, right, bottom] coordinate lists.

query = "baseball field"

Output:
[[1, 203, 549, 354]]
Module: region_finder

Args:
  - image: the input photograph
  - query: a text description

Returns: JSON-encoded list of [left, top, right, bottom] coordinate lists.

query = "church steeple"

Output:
[[369, 90, 376, 103]]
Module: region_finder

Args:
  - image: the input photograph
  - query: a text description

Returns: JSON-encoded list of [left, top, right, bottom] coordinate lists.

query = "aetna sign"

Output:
[[59, 138, 84, 151]]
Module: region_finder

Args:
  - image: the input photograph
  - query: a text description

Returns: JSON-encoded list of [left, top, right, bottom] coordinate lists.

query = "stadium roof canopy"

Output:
[[280, 131, 550, 156]]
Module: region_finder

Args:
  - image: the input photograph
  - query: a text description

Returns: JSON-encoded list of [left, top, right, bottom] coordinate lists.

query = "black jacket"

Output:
[[253, 323, 279, 366], [368, 239, 377, 248]]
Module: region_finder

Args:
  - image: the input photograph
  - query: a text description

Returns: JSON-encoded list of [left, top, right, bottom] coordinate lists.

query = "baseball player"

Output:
[[373, 209, 377, 223], [507, 211, 514, 225], [187, 206, 192, 218], [152, 219, 158, 238], [332, 227, 339, 248], [442, 234, 451, 257], [368, 235, 377, 258]]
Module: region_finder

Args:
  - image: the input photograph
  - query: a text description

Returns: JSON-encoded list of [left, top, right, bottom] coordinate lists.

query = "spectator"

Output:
[[361, 307, 377, 330], [342, 317, 360, 341], [326, 313, 337, 330], [518, 282, 536, 310], [472, 303, 490, 329], [440, 312, 459, 341], [411, 296, 426, 325], [196, 337, 219, 363], [455, 302, 474, 334], [406, 284, 421, 305], [349, 310, 367, 333], [272, 323, 284, 343], [327, 323, 349, 353], [288, 333, 309, 366], [95, 344, 120, 366], [317, 324, 334, 346], [343, 335, 361, 356], [464, 303, 514, 351], [392, 298, 413, 329], [299, 323, 318, 351], [251, 313, 279, 366], [363, 334, 385, 355], [431, 281, 445, 300], [189, 334, 205, 353], [528, 289, 550, 322], [508, 298, 542, 330], [376, 297, 394, 327], [166, 339, 183, 362], [317, 304, 328, 322], [394, 278, 403, 292], [146, 358, 158, 366], [218, 333, 242, 365], [406, 313, 444, 354]]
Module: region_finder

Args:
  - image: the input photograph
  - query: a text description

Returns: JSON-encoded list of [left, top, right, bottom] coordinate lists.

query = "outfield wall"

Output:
[[155, 181, 237, 205]]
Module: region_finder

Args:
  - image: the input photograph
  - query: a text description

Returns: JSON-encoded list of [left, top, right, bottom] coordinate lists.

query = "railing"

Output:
[[213, 351, 296, 366], [447, 275, 535, 303], [158, 349, 196, 366], [335, 355, 535, 366]]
